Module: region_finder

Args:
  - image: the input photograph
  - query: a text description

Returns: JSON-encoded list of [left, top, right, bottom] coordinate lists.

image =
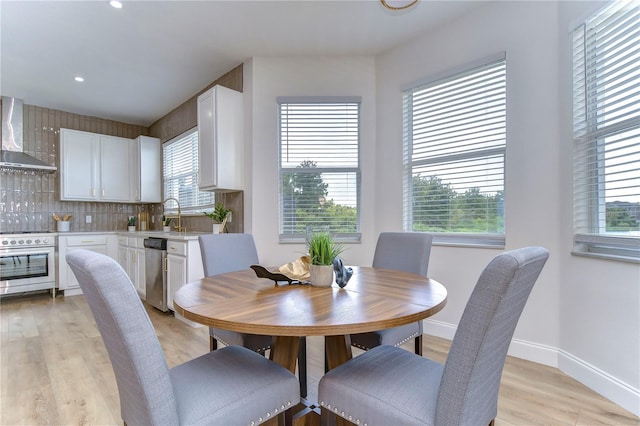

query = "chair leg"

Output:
[[298, 336, 307, 398], [414, 334, 423, 356], [209, 335, 218, 352]]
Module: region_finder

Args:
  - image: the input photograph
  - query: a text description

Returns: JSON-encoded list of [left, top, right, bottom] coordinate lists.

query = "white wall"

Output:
[[241, 1, 639, 415], [375, 0, 639, 415], [557, 1, 640, 415], [244, 56, 377, 267], [376, 0, 562, 356]]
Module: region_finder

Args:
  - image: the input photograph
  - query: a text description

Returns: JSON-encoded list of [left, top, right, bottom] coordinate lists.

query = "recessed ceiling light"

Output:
[[75, 76, 85, 82], [110, 1, 123, 9]]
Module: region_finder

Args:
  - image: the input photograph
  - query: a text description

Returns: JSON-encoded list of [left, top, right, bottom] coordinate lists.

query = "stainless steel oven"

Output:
[[0, 232, 56, 296]]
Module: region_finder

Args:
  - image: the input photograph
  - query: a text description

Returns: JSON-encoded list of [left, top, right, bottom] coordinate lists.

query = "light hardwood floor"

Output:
[[1, 292, 638, 426]]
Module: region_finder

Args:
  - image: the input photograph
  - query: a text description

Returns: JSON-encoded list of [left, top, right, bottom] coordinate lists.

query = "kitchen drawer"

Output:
[[166, 241, 187, 256], [66, 235, 108, 247], [118, 236, 129, 246]]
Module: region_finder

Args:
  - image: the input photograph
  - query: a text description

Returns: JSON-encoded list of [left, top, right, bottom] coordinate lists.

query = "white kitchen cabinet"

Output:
[[58, 234, 118, 296], [166, 239, 203, 314], [130, 136, 161, 203], [117, 235, 146, 298], [60, 129, 131, 202], [59, 129, 99, 200], [197, 85, 244, 191]]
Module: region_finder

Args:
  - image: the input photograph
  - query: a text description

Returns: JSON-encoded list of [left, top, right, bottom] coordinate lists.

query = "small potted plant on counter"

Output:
[[162, 215, 172, 232], [127, 216, 137, 232], [203, 203, 231, 234], [307, 231, 344, 287]]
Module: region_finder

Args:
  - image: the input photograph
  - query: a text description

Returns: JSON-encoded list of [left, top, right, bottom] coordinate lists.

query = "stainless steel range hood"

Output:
[[1, 97, 57, 172]]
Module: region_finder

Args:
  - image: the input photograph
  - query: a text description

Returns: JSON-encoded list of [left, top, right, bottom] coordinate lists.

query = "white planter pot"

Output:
[[57, 221, 70, 232], [163, 226, 171, 233], [128, 226, 136, 232], [212, 223, 223, 234], [310, 264, 334, 287]]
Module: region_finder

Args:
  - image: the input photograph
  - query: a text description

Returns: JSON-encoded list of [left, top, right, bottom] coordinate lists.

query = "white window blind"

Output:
[[573, 0, 640, 262], [162, 129, 214, 214], [278, 97, 361, 241], [403, 57, 506, 246]]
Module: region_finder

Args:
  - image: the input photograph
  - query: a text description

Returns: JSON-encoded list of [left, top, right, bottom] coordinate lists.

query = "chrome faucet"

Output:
[[162, 197, 184, 232]]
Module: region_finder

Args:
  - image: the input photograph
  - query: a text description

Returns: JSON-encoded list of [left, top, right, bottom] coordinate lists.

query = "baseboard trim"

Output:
[[558, 350, 640, 417], [422, 319, 639, 417]]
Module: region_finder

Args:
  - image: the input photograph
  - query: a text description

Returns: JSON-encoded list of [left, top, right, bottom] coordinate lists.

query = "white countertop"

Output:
[[58, 230, 210, 241]]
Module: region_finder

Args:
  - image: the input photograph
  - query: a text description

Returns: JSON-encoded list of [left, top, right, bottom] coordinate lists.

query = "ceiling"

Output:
[[1, 1, 485, 127]]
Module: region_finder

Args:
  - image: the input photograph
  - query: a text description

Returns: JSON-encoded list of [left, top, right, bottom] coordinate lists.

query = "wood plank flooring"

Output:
[[1, 292, 638, 425]]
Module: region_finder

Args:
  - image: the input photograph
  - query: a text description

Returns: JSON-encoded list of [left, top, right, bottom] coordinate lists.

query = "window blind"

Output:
[[403, 57, 506, 246], [162, 129, 214, 213], [278, 98, 361, 241], [573, 0, 640, 262]]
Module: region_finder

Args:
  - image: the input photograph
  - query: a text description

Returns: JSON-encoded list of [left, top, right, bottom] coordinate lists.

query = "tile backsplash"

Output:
[[0, 170, 150, 232]]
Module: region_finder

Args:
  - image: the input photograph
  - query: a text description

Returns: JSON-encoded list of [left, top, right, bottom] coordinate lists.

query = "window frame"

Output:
[[572, 0, 640, 263], [277, 96, 362, 243], [162, 128, 215, 215], [402, 54, 507, 248]]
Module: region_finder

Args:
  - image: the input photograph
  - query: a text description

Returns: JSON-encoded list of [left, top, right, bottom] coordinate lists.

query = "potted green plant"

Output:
[[162, 215, 172, 232], [127, 216, 137, 232], [307, 231, 344, 287], [203, 203, 232, 234]]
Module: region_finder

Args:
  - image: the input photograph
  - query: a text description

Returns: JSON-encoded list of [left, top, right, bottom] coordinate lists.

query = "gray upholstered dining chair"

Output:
[[67, 249, 300, 426], [319, 246, 549, 426], [199, 233, 273, 354], [350, 232, 433, 356], [199, 233, 308, 398]]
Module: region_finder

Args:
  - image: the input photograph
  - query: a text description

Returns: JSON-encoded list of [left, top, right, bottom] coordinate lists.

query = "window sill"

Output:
[[572, 248, 640, 264], [429, 233, 505, 249], [573, 234, 640, 264], [279, 234, 362, 244]]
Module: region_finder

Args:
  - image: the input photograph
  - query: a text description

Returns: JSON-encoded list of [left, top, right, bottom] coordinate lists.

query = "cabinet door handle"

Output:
[[92, 189, 96, 197], [101, 189, 105, 197], [163, 257, 168, 272]]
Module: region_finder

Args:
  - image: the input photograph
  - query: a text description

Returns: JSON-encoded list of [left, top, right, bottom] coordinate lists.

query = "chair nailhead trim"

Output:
[[250, 422, 255, 426], [319, 402, 368, 426], [351, 332, 419, 350]]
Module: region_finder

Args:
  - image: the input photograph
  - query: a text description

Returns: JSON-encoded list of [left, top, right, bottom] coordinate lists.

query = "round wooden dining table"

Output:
[[173, 266, 448, 374]]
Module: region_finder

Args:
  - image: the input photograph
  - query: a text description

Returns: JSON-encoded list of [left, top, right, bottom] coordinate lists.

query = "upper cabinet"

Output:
[[197, 85, 244, 192], [60, 129, 161, 203], [60, 129, 131, 202], [131, 135, 161, 203]]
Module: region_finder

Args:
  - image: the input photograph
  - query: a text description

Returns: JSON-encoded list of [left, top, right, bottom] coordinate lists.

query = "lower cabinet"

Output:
[[117, 236, 146, 299], [166, 239, 203, 315], [58, 234, 117, 296]]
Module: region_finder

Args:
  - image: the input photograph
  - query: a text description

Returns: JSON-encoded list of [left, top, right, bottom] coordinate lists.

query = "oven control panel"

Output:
[[0, 233, 56, 248]]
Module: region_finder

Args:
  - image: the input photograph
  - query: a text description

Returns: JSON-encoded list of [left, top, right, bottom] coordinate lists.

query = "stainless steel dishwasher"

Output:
[[144, 237, 168, 312]]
